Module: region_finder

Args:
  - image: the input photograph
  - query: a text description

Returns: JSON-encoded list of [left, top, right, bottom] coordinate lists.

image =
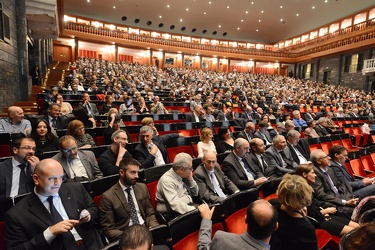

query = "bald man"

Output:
[[0, 106, 31, 133], [198, 199, 278, 250], [5, 159, 103, 250]]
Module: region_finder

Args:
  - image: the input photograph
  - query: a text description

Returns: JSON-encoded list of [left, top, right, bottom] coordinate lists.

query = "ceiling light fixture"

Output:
[[186, 8, 189, 11], [296, 13, 299, 16], [261, 10, 264, 13], [159, 16, 162, 18], [246, 11, 248, 14], [113, 6, 116, 9], [312, 6, 315, 9], [180, 19, 183, 22], [167, 5, 170, 8], [204, 12, 206, 14]]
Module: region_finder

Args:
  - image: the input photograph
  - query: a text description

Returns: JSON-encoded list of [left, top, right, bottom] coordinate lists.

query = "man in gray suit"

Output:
[[265, 135, 298, 176], [52, 135, 103, 182], [194, 151, 239, 204], [197, 199, 278, 250]]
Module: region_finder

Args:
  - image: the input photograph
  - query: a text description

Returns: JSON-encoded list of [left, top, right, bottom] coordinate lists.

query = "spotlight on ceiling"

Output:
[[121, 16, 127, 21], [212, 31, 217, 35], [202, 30, 207, 33], [158, 23, 164, 27], [147, 21, 152, 25], [181, 27, 186, 31], [223, 32, 227, 36], [192, 28, 197, 32], [134, 19, 140, 23], [170, 25, 175, 29]]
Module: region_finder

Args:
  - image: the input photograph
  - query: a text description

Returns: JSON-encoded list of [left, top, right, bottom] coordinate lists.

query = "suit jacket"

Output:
[[99, 182, 159, 242], [247, 151, 276, 178], [134, 141, 169, 169], [185, 112, 205, 122], [315, 124, 330, 137], [236, 130, 253, 142], [52, 150, 103, 182], [330, 160, 365, 191], [240, 112, 254, 122], [222, 152, 263, 190], [198, 218, 269, 250], [287, 142, 310, 164], [193, 164, 238, 204], [78, 102, 99, 116], [303, 113, 315, 121], [311, 165, 354, 216], [4, 183, 103, 250], [0, 159, 34, 200], [265, 145, 297, 175], [254, 131, 272, 144], [43, 115, 68, 130]]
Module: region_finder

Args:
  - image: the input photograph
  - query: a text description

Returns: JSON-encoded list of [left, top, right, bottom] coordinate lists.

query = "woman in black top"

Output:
[[28, 119, 59, 154], [215, 126, 234, 154], [99, 94, 116, 114]]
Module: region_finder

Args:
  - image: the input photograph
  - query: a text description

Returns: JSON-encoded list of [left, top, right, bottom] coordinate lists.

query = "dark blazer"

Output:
[[222, 152, 263, 190], [99, 182, 159, 242], [315, 124, 330, 137], [43, 115, 68, 130], [236, 130, 253, 142], [0, 159, 34, 200], [134, 141, 169, 169], [247, 151, 275, 178], [78, 102, 99, 116], [193, 164, 239, 204], [311, 165, 354, 217], [185, 112, 205, 122], [240, 112, 254, 122], [254, 131, 272, 144], [287, 142, 310, 164], [52, 150, 103, 182], [4, 183, 103, 250], [303, 113, 314, 121], [265, 145, 297, 175]]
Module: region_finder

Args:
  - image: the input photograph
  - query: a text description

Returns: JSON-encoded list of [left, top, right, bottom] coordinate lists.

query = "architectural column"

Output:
[[115, 44, 118, 62], [253, 61, 257, 74], [15, 0, 29, 100]]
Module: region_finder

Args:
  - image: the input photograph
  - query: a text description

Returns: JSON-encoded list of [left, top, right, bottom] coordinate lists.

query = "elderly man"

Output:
[[99, 158, 159, 242], [134, 125, 170, 169], [156, 153, 199, 215], [222, 138, 268, 190], [254, 121, 273, 146], [52, 135, 103, 182], [78, 93, 99, 117], [150, 96, 169, 114], [283, 120, 295, 137], [292, 110, 307, 127], [186, 104, 205, 122], [237, 122, 255, 143], [269, 122, 285, 140], [329, 145, 375, 199], [44, 103, 68, 130], [310, 149, 358, 219], [194, 151, 239, 204], [0, 106, 31, 133], [265, 135, 298, 175], [0, 138, 39, 200], [4, 158, 103, 249], [286, 130, 310, 165], [98, 130, 133, 176], [315, 117, 331, 137]]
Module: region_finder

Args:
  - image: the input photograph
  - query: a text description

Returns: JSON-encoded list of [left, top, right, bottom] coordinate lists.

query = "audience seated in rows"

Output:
[[0, 106, 31, 133]]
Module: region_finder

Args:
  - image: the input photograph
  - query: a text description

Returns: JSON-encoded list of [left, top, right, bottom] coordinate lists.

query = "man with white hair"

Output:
[[0, 106, 31, 133]]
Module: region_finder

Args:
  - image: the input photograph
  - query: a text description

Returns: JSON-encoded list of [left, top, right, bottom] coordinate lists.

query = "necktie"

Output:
[[210, 172, 226, 198], [260, 155, 267, 172], [182, 179, 192, 197], [18, 164, 28, 195], [280, 150, 293, 167], [52, 118, 57, 128], [324, 172, 339, 195], [241, 158, 256, 178], [125, 188, 140, 224]]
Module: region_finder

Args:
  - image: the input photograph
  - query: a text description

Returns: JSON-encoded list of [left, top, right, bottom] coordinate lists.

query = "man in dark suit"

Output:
[[286, 130, 310, 165], [315, 117, 331, 137], [265, 135, 298, 175], [0, 137, 39, 201], [329, 145, 375, 198], [269, 122, 285, 140], [236, 122, 255, 143], [4, 158, 103, 250], [216, 107, 234, 121], [248, 138, 277, 178], [185, 104, 205, 122], [44, 103, 69, 130], [78, 93, 99, 117], [99, 158, 159, 242], [303, 107, 316, 121], [310, 149, 358, 219], [240, 105, 255, 122], [134, 125, 169, 169], [197, 199, 278, 250], [194, 151, 239, 204], [52, 135, 103, 182], [222, 138, 268, 191], [253, 121, 273, 146]]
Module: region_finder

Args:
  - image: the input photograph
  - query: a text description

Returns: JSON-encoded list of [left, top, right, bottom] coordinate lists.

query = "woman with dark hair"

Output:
[[215, 126, 235, 154], [99, 94, 116, 114], [66, 119, 96, 148], [72, 106, 96, 128], [28, 119, 59, 154], [295, 163, 359, 236]]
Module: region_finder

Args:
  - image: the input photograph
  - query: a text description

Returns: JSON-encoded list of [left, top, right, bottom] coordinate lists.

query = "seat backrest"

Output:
[[315, 229, 332, 250], [146, 180, 158, 209], [349, 159, 367, 177], [166, 145, 194, 162], [224, 207, 247, 234], [361, 155, 375, 172]]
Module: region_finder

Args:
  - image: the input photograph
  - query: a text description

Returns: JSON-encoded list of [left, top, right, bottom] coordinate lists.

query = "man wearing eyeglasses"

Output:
[[98, 130, 133, 176], [0, 137, 39, 200], [52, 135, 103, 182]]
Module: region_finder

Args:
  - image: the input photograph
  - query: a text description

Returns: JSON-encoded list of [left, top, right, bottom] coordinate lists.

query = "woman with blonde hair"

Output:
[[66, 119, 96, 148], [269, 174, 318, 250], [197, 127, 216, 158], [295, 163, 359, 236]]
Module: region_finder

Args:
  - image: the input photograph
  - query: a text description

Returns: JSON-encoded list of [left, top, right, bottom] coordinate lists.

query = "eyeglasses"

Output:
[[118, 137, 128, 141], [319, 155, 329, 160], [62, 146, 77, 153], [19, 146, 36, 151]]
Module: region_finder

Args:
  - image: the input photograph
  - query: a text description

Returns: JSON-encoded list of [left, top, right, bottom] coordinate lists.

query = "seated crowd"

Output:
[[2, 58, 375, 249]]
